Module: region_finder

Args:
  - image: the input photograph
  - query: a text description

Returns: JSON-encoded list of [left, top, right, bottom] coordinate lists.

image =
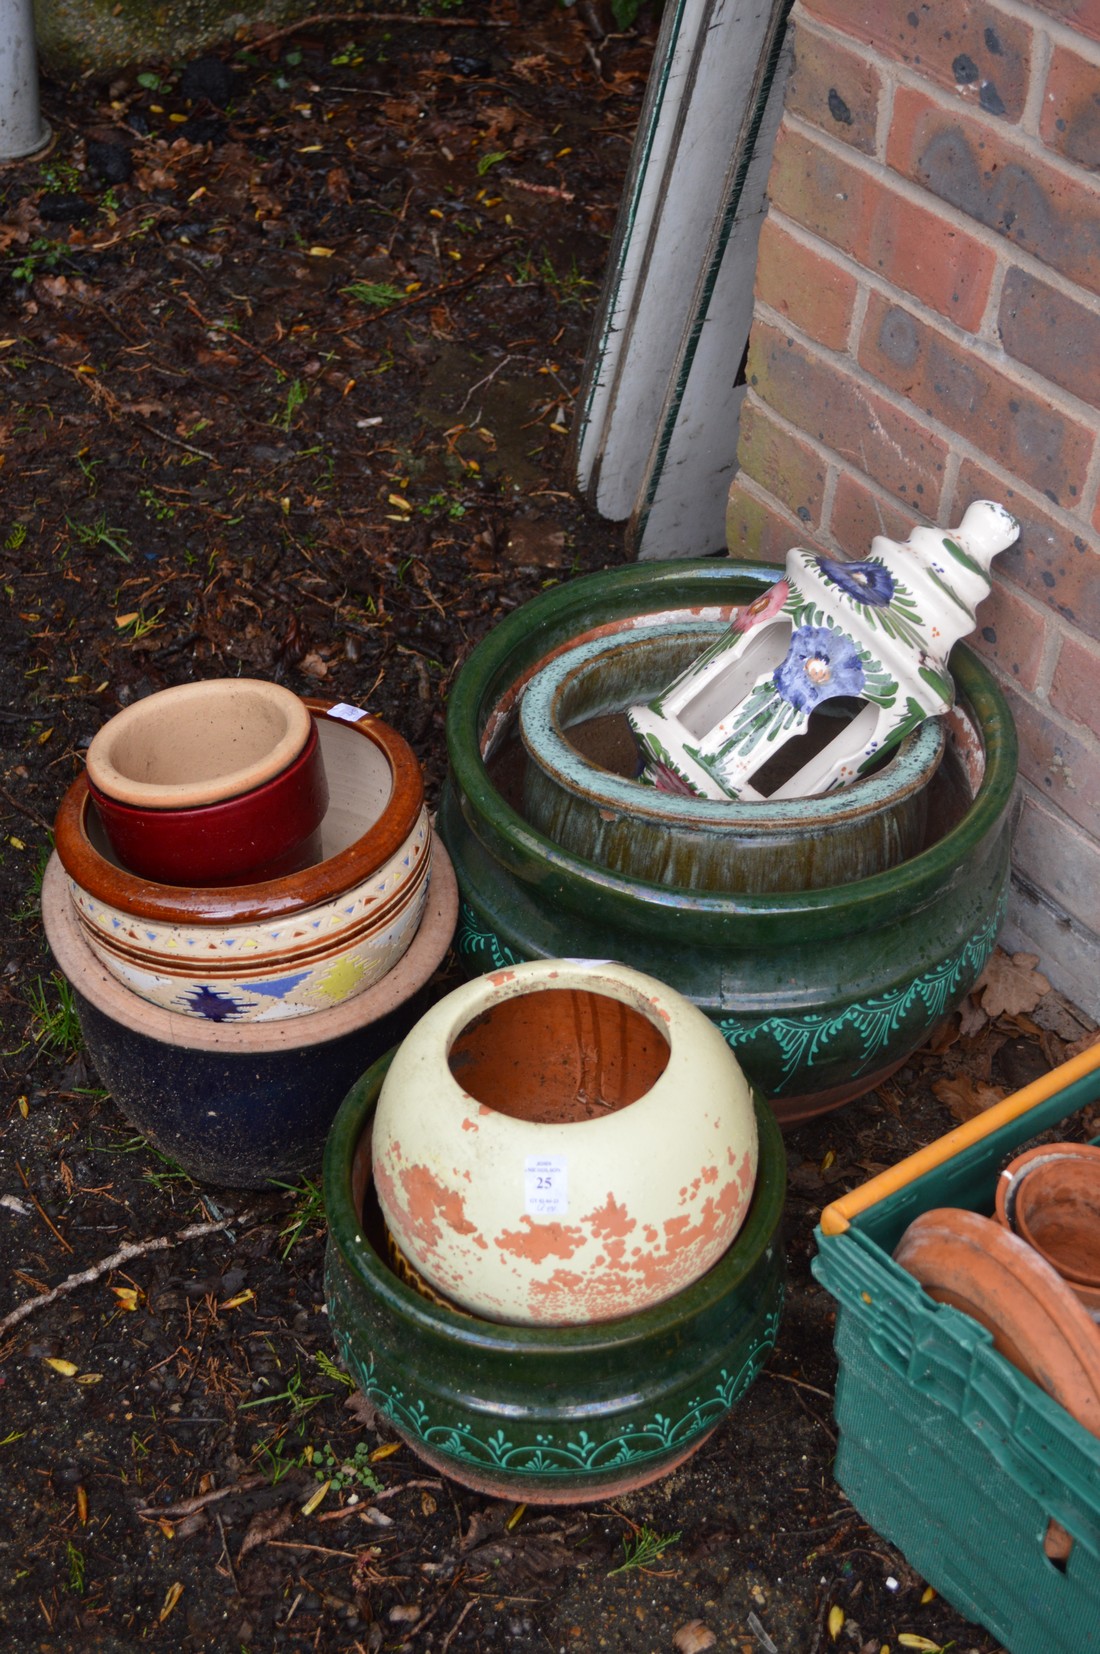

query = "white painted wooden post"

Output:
[[573, 0, 791, 546]]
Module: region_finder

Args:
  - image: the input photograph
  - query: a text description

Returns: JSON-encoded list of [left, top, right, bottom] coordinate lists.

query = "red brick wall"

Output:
[[727, 0, 1100, 1016]]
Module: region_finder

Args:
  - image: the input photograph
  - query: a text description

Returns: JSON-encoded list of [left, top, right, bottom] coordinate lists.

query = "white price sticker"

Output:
[[524, 1156, 568, 1218], [326, 702, 370, 723]]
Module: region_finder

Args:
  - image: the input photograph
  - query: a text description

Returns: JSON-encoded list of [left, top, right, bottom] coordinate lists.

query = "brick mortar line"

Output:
[[744, 297, 1100, 622], [779, 106, 1100, 317], [728, 463, 815, 539], [786, 13, 1099, 175], [1022, 13, 1054, 133], [758, 200, 1100, 456]]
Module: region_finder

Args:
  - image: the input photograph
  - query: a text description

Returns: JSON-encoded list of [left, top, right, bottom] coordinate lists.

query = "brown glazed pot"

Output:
[[54, 701, 424, 924]]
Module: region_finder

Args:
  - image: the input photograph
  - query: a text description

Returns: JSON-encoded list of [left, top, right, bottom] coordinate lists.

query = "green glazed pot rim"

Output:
[[323, 1049, 787, 1355], [445, 559, 1018, 922], [519, 619, 945, 829]]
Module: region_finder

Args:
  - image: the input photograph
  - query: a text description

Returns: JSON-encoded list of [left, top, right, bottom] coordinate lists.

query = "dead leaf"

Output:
[[298, 650, 330, 680], [1067, 1027, 1100, 1060], [674, 1621, 717, 1652], [344, 1391, 384, 1431], [238, 1503, 293, 1562], [977, 949, 1051, 1018], [956, 995, 987, 1039], [931, 1074, 1007, 1123]]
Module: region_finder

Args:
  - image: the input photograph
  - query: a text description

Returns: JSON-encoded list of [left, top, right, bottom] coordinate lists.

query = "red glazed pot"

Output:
[[54, 701, 424, 926], [87, 716, 329, 885]]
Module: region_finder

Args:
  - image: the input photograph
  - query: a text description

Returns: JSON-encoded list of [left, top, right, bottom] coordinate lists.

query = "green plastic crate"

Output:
[[813, 1053, 1100, 1654]]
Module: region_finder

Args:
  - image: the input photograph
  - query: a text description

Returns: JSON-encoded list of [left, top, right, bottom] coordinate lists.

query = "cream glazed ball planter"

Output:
[[371, 959, 759, 1325]]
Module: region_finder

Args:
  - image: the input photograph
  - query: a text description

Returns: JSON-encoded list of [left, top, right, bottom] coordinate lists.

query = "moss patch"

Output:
[[34, 0, 323, 75]]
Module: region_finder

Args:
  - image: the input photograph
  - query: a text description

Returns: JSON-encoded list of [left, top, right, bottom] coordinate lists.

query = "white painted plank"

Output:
[[573, 0, 709, 492], [631, 32, 791, 558], [581, 0, 787, 523]]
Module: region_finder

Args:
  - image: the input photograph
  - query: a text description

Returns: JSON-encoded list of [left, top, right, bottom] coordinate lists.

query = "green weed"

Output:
[[26, 973, 82, 1058], [64, 1540, 85, 1594], [271, 1175, 325, 1257], [341, 280, 406, 310], [311, 1440, 382, 1494], [238, 1363, 330, 1420], [138, 486, 176, 522], [66, 513, 132, 562], [314, 1350, 356, 1392], [273, 378, 308, 431], [608, 1525, 681, 1576]]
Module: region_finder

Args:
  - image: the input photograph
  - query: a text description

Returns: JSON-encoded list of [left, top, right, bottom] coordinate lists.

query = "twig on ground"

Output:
[[0, 1208, 258, 1337], [440, 1598, 477, 1654], [335, 255, 503, 334], [0, 784, 53, 833]]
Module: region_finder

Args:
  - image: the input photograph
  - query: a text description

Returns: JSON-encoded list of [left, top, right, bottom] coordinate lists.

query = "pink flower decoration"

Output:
[[732, 578, 789, 633]]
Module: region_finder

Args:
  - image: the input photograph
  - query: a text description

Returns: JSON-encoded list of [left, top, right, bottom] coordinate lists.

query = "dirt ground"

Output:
[[1, 4, 1097, 1650]]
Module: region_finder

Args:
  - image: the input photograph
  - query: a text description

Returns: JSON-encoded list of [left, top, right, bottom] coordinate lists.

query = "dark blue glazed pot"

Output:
[[41, 849, 458, 1187]]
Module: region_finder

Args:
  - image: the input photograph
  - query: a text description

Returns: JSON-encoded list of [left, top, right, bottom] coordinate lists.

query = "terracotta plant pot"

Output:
[[87, 716, 329, 886], [371, 959, 758, 1324], [86, 677, 313, 808], [437, 559, 1018, 1123], [996, 1146, 1100, 1315], [518, 622, 944, 892], [323, 1052, 786, 1502], [41, 846, 459, 1187], [894, 1207, 1100, 1437]]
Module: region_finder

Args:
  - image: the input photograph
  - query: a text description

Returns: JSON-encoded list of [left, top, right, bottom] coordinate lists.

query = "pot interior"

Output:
[[446, 987, 671, 1124], [91, 681, 306, 794], [84, 714, 395, 876], [491, 645, 979, 858], [1015, 1159, 1100, 1287]]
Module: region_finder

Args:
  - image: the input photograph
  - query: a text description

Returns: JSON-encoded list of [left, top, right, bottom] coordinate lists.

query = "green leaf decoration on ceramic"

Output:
[[331, 1309, 782, 1479], [456, 901, 521, 971], [718, 895, 1006, 1090]]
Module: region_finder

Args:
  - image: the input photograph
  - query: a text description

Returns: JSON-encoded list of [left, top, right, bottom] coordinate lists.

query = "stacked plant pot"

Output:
[[323, 958, 787, 1503], [437, 556, 1019, 1124], [44, 681, 458, 1186]]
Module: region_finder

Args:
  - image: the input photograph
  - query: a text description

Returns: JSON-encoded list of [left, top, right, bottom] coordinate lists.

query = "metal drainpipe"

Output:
[[0, 0, 51, 161]]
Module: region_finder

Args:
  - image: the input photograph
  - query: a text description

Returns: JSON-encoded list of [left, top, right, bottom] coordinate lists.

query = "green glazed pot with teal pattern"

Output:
[[437, 559, 1019, 1124], [323, 1052, 786, 1504]]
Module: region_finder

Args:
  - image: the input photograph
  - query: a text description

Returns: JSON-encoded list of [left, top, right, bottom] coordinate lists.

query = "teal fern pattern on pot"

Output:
[[332, 1309, 781, 1479], [456, 901, 522, 971], [718, 893, 1007, 1087]]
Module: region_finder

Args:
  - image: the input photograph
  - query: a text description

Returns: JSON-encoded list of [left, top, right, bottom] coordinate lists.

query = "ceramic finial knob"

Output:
[[627, 500, 1019, 802]]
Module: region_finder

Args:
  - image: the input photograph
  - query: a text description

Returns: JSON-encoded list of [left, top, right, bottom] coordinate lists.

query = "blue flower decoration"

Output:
[[816, 556, 896, 607], [774, 625, 866, 715]]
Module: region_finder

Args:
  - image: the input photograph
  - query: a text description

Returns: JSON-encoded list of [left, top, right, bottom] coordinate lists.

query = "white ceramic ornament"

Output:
[[627, 500, 1019, 802]]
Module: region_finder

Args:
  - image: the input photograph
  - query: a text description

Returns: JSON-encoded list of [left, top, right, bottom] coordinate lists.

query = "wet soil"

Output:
[[1, 5, 1097, 1651]]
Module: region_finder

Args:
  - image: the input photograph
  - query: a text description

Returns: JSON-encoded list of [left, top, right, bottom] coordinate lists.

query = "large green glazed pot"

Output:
[[438, 560, 1019, 1124], [323, 1053, 786, 1504]]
